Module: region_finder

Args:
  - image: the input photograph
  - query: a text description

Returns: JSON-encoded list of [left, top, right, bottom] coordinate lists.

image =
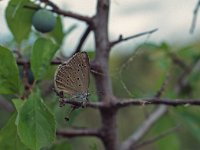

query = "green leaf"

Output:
[[48, 16, 65, 45], [12, 99, 25, 113], [31, 38, 58, 80], [12, 99, 26, 125], [89, 143, 98, 150], [17, 92, 56, 150], [0, 46, 20, 94], [50, 140, 72, 150], [5, 0, 36, 43], [0, 113, 28, 150]]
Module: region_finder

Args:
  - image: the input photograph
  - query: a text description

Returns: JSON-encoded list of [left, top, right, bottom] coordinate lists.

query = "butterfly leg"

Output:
[[52, 88, 65, 107], [64, 105, 79, 121], [81, 98, 89, 108], [58, 91, 66, 107], [53, 89, 65, 107]]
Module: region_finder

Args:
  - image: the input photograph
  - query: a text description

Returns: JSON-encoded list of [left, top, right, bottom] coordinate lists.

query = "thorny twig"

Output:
[[110, 28, 158, 48], [190, 0, 200, 33], [62, 98, 200, 109]]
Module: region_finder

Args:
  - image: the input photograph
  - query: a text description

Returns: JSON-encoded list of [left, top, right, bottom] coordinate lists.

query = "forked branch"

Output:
[[110, 28, 158, 48], [116, 98, 200, 108], [61, 98, 200, 109]]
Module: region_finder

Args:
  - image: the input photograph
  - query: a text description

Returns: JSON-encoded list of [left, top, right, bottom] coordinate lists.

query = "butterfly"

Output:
[[54, 52, 90, 120]]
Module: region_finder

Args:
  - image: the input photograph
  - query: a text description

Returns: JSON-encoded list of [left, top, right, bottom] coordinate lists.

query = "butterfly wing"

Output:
[[54, 52, 90, 96], [54, 62, 79, 95], [76, 52, 90, 92]]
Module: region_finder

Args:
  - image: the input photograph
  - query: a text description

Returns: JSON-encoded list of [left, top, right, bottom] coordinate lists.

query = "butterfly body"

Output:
[[54, 52, 90, 107]]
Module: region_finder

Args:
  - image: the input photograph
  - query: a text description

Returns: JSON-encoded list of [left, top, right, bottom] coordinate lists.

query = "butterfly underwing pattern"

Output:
[[54, 52, 90, 120]]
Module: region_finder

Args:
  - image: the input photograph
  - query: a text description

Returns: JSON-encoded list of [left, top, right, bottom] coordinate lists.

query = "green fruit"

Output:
[[32, 9, 56, 33]]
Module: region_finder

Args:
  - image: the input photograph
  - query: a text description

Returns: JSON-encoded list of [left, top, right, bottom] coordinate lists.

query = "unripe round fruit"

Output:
[[32, 9, 56, 33]]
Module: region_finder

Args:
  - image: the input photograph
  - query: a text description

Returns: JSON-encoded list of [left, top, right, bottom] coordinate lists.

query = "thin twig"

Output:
[[133, 125, 180, 149], [73, 26, 92, 55], [53, 9, 93, 25], [120, 106, 168, 150], [56, 128, 102, 138], [120, 54, 197, 149], [143, 73, 170, 118], [17, 59, 61, 66], [24, 5, 93, 25], [116, 98, 200, 108], [110, 28, 158, 47], [168, 53, 190, 70], [61, 99, 104, 108], [154, 73, 170, 98], [16, 59, 99, 73], [190, 0, 200, 33], [61, 98, 200, 109], [174, 57, 200, 95]]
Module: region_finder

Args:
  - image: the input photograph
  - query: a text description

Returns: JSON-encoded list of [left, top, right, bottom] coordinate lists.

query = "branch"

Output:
[[190, 0, 200, 33], [56, 128, 101, 138], [168, 53, 190, 70], [61, 99, 104, 108], [120, 72, 172, 150], [116, 98, 200, 108], [53, 9, 93, 25], [24, 4, 93, 25], [154, 73, 170, 98], [17, 59, 107, 75], [61, 98, 200, 109], [73, 26, 92, 55], [120, 106, 168, 150], [110, 28, 158, 48], [174, 57, 200, 95], [17, 59, 62, 66], [120, 56, 200, 150]]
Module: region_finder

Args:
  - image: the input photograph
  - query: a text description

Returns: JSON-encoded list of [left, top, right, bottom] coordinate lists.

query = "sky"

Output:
[[0, 0, 200, 55]]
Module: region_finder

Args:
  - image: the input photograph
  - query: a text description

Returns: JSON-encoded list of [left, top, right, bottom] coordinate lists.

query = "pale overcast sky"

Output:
[[0, 1, 200, 55]]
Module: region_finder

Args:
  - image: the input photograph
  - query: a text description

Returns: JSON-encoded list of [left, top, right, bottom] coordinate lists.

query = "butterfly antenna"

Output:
[[65, 105, 77, 121]]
